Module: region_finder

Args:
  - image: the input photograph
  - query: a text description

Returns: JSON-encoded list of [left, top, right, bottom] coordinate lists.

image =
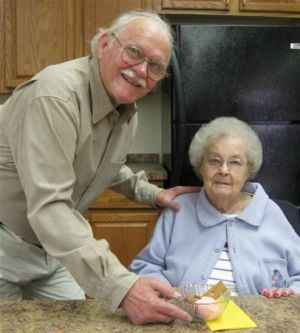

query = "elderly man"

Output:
[[0, 11, 194, 324]]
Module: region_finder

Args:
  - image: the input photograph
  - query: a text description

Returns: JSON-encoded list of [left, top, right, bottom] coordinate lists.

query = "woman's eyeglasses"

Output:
[[205, 157, 248, 173], [111, 33, 167, 81]]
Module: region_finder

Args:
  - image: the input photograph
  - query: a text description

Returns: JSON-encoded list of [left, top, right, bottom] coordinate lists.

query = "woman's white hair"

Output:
[[90, 11, 173, 60], [189, 117, 263, 180]]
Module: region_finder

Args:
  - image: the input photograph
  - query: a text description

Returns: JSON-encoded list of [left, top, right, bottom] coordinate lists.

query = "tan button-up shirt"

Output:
[[0, 56, 162, 310]]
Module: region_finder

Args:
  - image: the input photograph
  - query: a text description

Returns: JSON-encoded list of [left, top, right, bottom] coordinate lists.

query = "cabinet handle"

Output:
[[241, 0, 246, 7]]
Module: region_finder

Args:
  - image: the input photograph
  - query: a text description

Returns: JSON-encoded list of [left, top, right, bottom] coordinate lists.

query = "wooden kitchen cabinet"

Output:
[[159, 0, 230, 12], [3, 0, 83, 91], [155, 0, 300, 16], [0, 0, 5, 93], [85, 181, 163, 267]]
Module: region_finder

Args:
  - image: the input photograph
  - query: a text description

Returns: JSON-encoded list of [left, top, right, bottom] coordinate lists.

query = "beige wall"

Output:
[[131, 89, 162, 159]]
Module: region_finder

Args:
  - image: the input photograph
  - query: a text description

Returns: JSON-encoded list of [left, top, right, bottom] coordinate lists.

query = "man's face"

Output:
[[97, 19, 171, 105]]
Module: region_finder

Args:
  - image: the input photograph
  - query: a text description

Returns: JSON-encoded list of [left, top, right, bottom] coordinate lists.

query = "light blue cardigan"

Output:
[[130, 183, 300, 294]]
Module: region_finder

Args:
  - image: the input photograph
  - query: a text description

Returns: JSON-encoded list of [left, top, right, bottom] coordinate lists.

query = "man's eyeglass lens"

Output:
[[112, 33, 166, 80]]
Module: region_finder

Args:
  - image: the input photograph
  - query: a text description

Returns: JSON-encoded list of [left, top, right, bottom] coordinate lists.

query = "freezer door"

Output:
[[175, 25, 300, 122]]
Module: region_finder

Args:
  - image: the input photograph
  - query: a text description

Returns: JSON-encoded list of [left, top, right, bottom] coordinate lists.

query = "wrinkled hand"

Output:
[[120, 277, 192, 325], [261, 287, 294, 298], [156, 186, 200, 212]]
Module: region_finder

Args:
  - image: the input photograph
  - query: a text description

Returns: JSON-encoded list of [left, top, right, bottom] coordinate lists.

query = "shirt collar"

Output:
[[196, 182, 268, 227], [238, 183, 268, 226], [89, 56, 137, 124]]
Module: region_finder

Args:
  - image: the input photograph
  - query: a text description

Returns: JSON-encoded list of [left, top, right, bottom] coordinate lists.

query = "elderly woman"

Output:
[[130, 117, 300, 298]]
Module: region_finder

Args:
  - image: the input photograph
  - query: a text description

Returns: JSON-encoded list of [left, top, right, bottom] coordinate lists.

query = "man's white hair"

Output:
[[90, 11, 173, 61]]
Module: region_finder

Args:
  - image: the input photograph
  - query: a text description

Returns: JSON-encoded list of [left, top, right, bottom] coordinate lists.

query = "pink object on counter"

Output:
[[194, 296, 222, 321]]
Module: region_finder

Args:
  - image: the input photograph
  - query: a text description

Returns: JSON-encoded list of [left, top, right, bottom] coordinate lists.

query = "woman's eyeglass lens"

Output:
[[206, 158, 247, 172]]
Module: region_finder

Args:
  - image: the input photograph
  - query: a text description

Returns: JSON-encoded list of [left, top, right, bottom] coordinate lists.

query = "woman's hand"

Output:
[[261, 287, 294, 298]]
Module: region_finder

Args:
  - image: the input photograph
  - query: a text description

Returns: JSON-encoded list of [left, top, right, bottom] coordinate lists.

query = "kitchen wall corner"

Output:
[[129, 86, 163, 161]]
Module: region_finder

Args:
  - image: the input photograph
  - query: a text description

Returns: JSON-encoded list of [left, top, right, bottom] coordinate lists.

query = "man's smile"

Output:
[[121, 69, 146, 88]]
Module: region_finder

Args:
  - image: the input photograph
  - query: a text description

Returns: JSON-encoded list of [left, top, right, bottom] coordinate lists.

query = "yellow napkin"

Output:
[[205, 299, 257, 331]]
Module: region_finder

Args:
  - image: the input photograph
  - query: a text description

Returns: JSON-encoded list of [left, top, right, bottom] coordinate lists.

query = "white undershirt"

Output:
[[207, 214, 239, 296]]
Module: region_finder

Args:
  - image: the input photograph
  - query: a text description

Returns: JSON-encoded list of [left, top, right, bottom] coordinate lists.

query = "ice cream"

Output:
[[194, 296, 222, 321], [181, 281, 230, 320]]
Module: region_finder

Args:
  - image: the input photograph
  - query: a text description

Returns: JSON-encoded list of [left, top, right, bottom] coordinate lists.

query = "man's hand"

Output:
[[120, 277, 192, 325], [261, 287, 294, 298], [156, 186, 200, 212]]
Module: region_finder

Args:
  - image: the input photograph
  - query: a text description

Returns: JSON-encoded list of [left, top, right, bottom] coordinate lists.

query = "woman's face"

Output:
[[199, 136, 251, 203]]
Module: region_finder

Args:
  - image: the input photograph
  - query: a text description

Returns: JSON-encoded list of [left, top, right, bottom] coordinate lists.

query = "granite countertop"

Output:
[[1, 296, 300, 333], [126, 154, 168, 181]]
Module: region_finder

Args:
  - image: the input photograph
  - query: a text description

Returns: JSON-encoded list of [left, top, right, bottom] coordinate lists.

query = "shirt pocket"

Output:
[[259, 257, 289, 290]]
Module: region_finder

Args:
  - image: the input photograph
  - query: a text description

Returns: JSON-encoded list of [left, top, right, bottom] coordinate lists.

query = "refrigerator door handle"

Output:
[[290, 43, 300, 49], [171, 123, 187, 187], [170, 48, 187, 186], [170, 48, 186, 123]]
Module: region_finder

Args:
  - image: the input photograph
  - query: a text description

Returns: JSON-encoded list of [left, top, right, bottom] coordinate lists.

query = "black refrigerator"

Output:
[[162, 24, 300, 205]]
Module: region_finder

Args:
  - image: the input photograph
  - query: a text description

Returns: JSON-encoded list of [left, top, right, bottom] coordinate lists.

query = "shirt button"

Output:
[[228, 221, 233, 227], [200, 274, 205, 280], [214, 248, 221, 253]]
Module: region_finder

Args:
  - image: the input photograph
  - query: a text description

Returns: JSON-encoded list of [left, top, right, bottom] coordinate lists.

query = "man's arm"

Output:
[[110, 164, 199, 211]]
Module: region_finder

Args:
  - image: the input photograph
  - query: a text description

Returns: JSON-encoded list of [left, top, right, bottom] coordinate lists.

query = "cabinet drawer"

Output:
[[240, 0, 300, 13], [161, 0, 230, 11]]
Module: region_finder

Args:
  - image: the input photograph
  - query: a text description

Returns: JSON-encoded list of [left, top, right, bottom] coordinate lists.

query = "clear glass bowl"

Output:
[[175, 284, 231, 321]]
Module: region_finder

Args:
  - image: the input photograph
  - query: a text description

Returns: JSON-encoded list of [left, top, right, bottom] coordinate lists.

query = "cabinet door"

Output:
[[89, 210, 159, 267], [161, 0, 230, 11], [83, 0, 156, 55], [240, 0, 300, 13], [0, 0, 4, 92], [4, 0, 83, 90]]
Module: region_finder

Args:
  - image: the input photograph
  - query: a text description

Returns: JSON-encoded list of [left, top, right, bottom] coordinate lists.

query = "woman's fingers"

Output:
[[261, 287, 294, 298]]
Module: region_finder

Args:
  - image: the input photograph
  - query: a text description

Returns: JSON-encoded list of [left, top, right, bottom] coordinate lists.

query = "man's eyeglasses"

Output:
[[205, 157, 248, 173], [111, 33, 167, 81]]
